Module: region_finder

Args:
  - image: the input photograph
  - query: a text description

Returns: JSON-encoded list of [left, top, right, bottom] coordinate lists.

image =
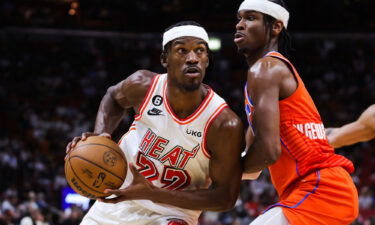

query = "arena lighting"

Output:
[[68, 9, 76, 16], [71, 2, 79, 9], [208, 37, 221, 51], [62, 186, 90, 210]]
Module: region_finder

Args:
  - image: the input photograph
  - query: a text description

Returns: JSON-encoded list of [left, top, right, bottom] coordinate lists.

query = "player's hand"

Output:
[[65, 132, 111, 160], [98, 164, 155, 204]]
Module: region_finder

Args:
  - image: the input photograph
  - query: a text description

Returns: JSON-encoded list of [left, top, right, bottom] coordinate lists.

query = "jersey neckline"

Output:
[[162, 77, 214, 125]]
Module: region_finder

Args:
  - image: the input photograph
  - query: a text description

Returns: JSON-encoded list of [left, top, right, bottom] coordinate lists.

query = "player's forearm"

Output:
[[148, 187, 237, 211], [328, 122, 375, 148], [242, 171, 262, 180], [243, 139, 281, 173], [94, 92, 125, 134]]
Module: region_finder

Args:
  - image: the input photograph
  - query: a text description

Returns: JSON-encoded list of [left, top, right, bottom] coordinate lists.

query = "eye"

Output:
[[196, 47, 206, 54], [247, 16, 255, 21], [177, 48, 187, 54]]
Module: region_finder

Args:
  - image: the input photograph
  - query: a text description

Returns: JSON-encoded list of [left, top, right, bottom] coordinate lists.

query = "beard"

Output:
[[168, 72, 203, 92], [180, 80, 201, 92]]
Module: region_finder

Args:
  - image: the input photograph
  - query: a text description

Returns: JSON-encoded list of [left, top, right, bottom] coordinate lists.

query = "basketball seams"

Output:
[[69, 155, 125, 181], [66, 158, 105, 197], [65, 137, 128, 198], [72, 142, 126, 162]]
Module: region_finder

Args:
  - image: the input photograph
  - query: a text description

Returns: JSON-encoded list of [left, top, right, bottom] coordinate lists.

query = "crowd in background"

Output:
[[1, 1, 375, 224], [1, 32, 374, 225], [1, 0, 375, 32]]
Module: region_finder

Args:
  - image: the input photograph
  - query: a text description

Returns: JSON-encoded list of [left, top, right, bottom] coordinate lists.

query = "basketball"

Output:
[[65, 136, 127, 199]]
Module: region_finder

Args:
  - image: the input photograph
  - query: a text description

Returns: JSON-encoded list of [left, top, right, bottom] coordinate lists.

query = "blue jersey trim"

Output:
[[262, 170, 321, 213], [280, 138, 301, 177]]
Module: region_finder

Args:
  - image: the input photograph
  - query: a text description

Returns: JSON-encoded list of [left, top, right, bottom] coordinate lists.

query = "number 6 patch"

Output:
[[152, 95, 163, 106]]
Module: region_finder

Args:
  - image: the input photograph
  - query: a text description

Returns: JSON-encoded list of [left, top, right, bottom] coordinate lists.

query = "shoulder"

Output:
[[205, 107, 244, 157], [123, 69, 157, 89], [249, 57, 292, 82], [207, 107, 244, 140], [247, 57, 294, 97], [109, 70, 158, 109]]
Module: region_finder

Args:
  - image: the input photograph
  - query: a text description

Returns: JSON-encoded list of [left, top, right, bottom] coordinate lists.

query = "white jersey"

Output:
[[118, 73, 228, 223]]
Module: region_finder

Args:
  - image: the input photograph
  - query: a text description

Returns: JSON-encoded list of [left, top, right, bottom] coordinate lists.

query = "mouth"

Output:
[[234, 32, 245, 43], [183, 66, 201, 78]]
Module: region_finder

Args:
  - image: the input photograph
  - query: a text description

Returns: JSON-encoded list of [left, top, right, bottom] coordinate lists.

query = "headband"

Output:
[[162, 25, 209, 50], [238, 0, 289, 29]]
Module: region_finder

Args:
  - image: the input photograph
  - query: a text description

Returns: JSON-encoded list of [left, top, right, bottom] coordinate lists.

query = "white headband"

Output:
[[162, 25, 209, 50], [239, 0, 289, 29]]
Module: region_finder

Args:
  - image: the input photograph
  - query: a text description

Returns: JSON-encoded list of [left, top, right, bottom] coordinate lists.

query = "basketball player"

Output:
[[66, 21, 245, 225], [326, 104, 375, 148], [234, 0, 359, 224]]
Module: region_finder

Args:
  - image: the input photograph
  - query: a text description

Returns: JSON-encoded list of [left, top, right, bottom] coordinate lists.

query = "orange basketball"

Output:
[[65, 136, 127, 199]]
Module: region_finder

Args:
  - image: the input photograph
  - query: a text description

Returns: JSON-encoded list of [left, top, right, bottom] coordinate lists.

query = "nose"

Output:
[[236, 19, 245, 31], [186, 51, 198, 64]]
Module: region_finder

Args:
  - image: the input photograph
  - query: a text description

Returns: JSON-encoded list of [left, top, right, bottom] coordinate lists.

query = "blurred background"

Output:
[[1, 0, 374, 224]]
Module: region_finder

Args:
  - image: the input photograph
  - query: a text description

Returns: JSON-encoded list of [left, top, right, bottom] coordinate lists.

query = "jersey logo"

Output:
[[293, 123, 327, 140], [152, 95, 163, 106], [92, 172, 106, 188], [186, 128, 202, 137], [147, 108, 164, 116]]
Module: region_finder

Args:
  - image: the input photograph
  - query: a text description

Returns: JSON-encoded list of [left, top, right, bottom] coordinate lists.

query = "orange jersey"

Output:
[[244, 51, 354, 196], [244, 51, 358, 224]]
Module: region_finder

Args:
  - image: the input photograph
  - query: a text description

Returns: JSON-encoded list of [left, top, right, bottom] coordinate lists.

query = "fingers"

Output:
[[129, 163, 137, 173], [69, 132, 92, 149], [65, 136, 81, 154], [129, 164, 142, 179], [97, 189, 125, 204], [81, 132, 90, 141], [65, 132, 110, 160], [65, 141, 73, 154], [97, 196, 123, 204], [104, 189, 122, 195], [100, 132, 112, 139], [65, 133, 88, 155]]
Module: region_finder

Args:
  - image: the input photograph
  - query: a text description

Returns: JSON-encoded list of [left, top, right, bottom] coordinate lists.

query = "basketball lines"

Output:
[[70, 155, 125, 181], [72, 143, 126, 162]]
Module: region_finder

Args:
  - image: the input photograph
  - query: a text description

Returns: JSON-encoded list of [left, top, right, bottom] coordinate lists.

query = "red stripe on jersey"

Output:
[[163, 81, 215, 125], [118, 125, 137, 145], [134, 75, 160, 121]]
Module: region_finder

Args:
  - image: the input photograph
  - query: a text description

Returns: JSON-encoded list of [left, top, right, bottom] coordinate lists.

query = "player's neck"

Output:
[[166, 85, 207, 119], [245, 44, 278, 67]]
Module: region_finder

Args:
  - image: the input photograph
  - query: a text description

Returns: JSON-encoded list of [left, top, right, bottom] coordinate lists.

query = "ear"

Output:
[[160, 53, 168, 68], [272, 20, 283, 36]]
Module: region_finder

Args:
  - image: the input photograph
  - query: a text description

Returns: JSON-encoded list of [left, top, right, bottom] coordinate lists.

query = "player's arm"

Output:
[[100, 108, 244, 211], [327, 104, 375, 148], [66, 70, 155, 152], [242, 59, 287, 173], [242, 128, 262, 180], [94, 70, 155, 134]]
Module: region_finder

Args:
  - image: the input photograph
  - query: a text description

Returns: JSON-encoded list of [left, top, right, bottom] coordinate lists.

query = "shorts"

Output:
[[80, 201, 192, 225], [265, 167, 358, 225], [250, 207, 289, 225]]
